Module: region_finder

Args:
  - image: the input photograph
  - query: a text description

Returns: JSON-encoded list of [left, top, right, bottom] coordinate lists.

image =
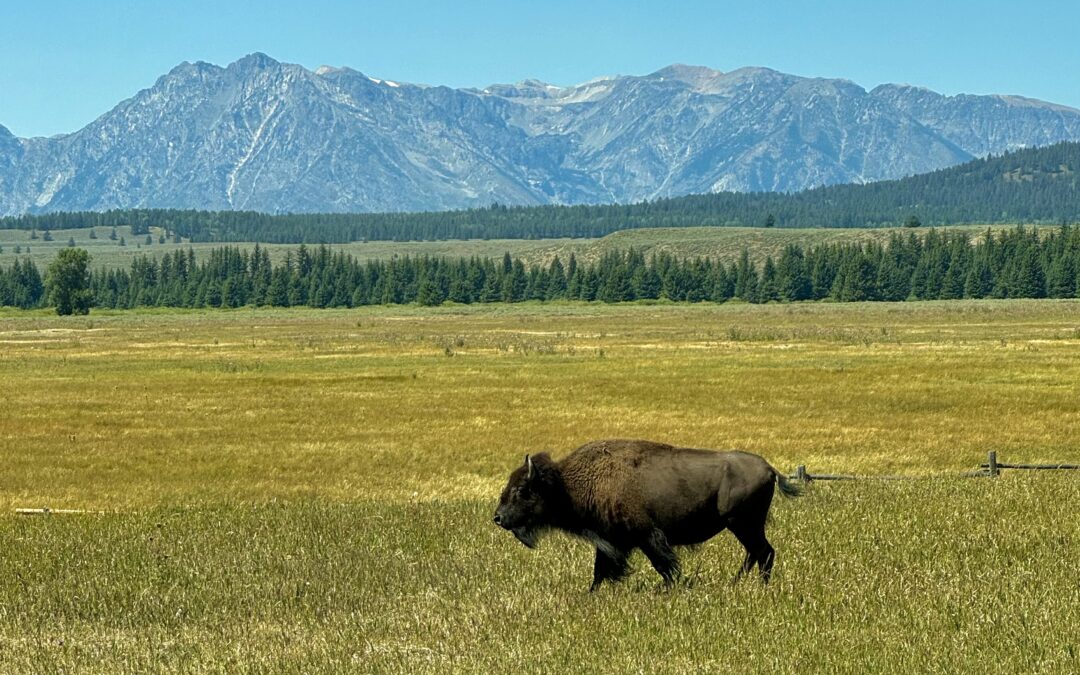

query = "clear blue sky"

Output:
[[2, 0, 1078, 138]]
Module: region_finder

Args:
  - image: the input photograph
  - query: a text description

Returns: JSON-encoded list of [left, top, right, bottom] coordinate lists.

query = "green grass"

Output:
[[2, 481, 1077, 672], [1, 300, 1079, 671]]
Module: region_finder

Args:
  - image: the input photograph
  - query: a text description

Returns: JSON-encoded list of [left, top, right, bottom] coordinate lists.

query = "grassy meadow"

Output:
[[0, 225, 585, 271], [1, 300, 1079, 671], [0, 223, 1053, 271]]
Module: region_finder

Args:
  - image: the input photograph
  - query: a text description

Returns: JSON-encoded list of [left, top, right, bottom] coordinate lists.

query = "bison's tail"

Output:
[[772, 467, 805, 498]]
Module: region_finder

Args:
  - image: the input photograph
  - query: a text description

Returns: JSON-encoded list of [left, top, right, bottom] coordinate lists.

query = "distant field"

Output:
[[1, 301, 1078, 671], [0, 225, 587, 270], [0, 223, 1053, 271], [576, 224, 1017, 265]]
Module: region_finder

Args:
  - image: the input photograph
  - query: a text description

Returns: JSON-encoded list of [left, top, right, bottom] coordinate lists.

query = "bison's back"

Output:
[[558, 439, 776, 536]]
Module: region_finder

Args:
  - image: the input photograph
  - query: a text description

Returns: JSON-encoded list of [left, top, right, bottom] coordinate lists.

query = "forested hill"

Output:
[[2, 142, 1077, 243], [3, 225, 1078, 310]]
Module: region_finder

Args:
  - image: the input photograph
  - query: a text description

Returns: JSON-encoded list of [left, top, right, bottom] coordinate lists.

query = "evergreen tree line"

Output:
[[1, 143, 1078, 243], [3, 226, 1080, 310], [0, 258, 44, 309]]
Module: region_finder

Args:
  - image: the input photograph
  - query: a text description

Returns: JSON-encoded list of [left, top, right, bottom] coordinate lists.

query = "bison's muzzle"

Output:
[[493, 505, 541, 548]]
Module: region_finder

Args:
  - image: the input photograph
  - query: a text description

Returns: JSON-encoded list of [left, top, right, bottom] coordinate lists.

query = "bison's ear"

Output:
[[525, 454, 534, 479]]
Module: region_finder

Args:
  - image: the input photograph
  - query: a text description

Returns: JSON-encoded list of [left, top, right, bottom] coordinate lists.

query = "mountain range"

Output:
[[2, 53, 1080, 216]]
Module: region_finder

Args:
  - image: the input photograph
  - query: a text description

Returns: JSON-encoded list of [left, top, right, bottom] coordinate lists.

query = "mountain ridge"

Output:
[[2, 53, 1079, 216], [5, 141, 1076, 243]]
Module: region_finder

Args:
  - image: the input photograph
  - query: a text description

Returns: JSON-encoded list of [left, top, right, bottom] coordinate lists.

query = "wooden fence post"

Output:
[[796, 465, 808, 483], [987, 451, 999, 478]]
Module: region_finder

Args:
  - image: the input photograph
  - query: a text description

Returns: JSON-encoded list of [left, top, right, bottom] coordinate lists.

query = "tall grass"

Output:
[[1, 480, 1076, 672], [1, 301, 1078, 671]]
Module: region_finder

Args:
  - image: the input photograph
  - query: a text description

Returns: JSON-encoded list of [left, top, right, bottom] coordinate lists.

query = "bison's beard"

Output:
[[512, 525, 546, 549]]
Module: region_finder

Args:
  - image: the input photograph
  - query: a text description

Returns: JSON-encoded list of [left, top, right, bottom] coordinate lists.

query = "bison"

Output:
[[493, 439, 802, 591]]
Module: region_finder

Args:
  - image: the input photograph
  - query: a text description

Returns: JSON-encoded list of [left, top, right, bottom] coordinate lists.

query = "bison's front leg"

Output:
[[641, 529, 681, 588], [590, 548, 630, 592]]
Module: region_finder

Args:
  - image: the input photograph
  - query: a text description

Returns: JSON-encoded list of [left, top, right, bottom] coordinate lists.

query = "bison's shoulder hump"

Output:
[[568, 438, 675, 460], [559, 440, 666, 488]]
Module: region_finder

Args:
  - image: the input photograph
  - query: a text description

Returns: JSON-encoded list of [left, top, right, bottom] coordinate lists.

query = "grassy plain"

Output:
[[1, 300, 1079, 672], [0, 223, 1050, 271], [0, 225, 585, 271]]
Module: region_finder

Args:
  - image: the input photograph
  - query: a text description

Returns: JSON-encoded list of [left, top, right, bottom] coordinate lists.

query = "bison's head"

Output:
[[494, 453, 560, 549]]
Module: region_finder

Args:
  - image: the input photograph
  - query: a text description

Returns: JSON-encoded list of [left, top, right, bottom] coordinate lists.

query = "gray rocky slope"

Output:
[[2, 54, 1079, 215]]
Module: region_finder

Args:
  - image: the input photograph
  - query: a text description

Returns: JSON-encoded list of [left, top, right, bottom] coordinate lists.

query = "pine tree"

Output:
[[939, 259, 967, 300], [580, 268, 600, 301], [809, 251, 835, 300], [525, 267, 545, 301], [1010, 245, 1046, 298], [547, 257, 568, 299], [758, 256, 779, 303], [734, 249, 758, 301], [632, 263, 662, 300], [416, 271, 445, 306], [833, 253, 877, 302], [1045, 254, 1076, 298], [711, 264, 735, 302], [479, 267, 501, 302], [908, 259, 930, 299], [452, 260, 475, 303], [599, 264, 633, 303], [502, 259, 527, 302], [876, 252, 908, 301], [777, 245, 811, 301], [963, 256, 993, 298]]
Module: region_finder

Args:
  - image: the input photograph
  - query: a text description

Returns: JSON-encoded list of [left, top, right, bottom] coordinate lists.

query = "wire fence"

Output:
[[789, 451, 1080, 483]]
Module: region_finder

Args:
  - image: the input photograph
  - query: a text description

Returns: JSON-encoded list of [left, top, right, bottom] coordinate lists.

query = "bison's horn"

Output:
[[525, 454, 533, 479]]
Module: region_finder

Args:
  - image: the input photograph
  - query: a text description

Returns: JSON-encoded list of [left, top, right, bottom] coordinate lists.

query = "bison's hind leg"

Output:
[[729, 520, 775, 584], [728, 481, 777, 584], [590, 547, 630, 592], [641, 529, 681, 588]]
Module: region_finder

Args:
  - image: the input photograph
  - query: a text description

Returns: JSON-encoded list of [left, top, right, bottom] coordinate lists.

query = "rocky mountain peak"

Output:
[[649, 64, 724, 89], [229, 52, 281, 72], [2, 56, 1079, 215]]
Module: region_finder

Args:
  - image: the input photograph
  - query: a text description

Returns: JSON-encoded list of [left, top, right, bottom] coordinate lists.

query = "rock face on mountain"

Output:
[[2, 54, 1079, 215]]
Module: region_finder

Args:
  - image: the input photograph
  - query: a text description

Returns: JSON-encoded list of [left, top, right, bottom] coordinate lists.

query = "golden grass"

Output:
[[2, 300, 1079, 510], [1, 300, 1079, 671], [1, 481, 1077, 672]]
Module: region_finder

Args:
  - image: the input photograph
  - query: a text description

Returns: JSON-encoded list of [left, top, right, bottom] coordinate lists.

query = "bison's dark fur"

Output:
[[494, 439, 801, 591]]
